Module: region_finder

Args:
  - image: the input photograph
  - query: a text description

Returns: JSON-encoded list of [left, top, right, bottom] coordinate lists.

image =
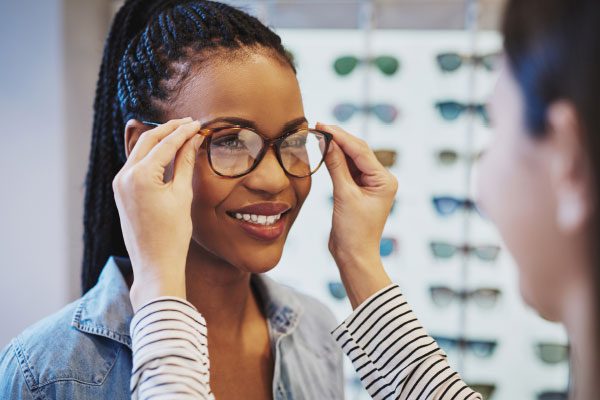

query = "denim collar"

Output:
[[71, 256, 304, 349]]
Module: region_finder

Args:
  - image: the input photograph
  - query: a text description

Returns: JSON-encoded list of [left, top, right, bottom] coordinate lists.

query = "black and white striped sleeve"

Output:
[[130, 297, 214, 400], [332, 285, 481, 400]]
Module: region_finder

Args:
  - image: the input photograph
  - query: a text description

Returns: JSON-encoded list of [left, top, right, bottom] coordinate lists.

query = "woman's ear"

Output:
[[124, 119, 151, 158], [546, 101, 593, 233]]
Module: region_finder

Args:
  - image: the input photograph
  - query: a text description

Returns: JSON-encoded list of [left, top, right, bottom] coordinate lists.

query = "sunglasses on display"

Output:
[[537, 391, 568, 400], [374, 149, 398, 168], [436, 149, 484, 166], [429, 286, 501, 309], [333, 103, 399, 124], [436, 52, 500, 72], [380, 237, 400, 257], [430, 242, 501, 262], [327, 281, 347, 300], [468, 383, 496, 399], [435, 101, 490, 124], [433, 336, 498, 359], [142, 121, 332, 178], [432, 196, 479, 217], [535, 343, 569, 365], [333, 55, 400, 76]]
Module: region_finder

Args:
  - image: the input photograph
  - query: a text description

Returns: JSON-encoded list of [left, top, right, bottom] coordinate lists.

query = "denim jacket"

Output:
[[0, 256, 344, 399]]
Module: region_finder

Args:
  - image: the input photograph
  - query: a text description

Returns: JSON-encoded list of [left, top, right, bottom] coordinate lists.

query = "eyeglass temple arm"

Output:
[[141, 120, 213, 137]]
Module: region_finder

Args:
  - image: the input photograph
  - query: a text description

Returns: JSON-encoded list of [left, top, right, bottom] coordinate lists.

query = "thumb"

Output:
[[173, 135, 204, 190]]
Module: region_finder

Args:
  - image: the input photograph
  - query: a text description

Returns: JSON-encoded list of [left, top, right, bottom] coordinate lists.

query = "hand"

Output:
[[318, 123, 397, 308], [112, 117, 204, 311]]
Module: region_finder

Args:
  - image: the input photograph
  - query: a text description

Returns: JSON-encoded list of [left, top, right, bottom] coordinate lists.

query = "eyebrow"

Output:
[[202, 116, 308, 134]]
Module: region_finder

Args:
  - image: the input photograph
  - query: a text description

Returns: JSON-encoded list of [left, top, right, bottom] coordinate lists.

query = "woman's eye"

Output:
[[213, 135, 244, 149], [282, 137, 307, 148]]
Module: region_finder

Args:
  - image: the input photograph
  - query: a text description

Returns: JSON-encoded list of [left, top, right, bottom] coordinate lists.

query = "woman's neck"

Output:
[[562, 277, 598, 400], [184, 241, 263, 338]]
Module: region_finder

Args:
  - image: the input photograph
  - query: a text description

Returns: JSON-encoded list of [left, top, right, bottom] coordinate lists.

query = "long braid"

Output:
[[82, 0, 295, 294]]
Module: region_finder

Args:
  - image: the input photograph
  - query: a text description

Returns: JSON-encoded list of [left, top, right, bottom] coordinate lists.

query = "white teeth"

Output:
[[232, 212, 284, 226]]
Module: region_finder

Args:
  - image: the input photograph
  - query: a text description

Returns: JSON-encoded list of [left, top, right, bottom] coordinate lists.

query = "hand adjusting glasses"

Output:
[[143, 121, 333, 178]]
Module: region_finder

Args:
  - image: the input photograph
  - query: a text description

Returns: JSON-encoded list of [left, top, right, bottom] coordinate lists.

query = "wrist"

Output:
[[129, 275, 187, 312], [334, 253, 393, 309]]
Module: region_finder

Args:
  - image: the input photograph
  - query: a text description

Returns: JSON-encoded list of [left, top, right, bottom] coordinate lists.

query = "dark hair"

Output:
[[82, 0, 295, 294], [502, 0, 600, 385]]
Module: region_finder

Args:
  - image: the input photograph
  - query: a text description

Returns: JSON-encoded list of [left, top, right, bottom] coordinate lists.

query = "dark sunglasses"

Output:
[[433, 335, 498, 358], [142, 121, 332, 179], [333, 103, 399, 124], [430, 242, 501, 262], [435, 101, 490, 124], [374, 149, 399, 168], [334, 55, 400, 76], [436, 52, 500, 72], [429, 286, 501, 309]]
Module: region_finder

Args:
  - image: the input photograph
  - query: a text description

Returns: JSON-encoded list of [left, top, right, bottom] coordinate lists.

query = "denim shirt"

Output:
[[0, 256, 344, 399]]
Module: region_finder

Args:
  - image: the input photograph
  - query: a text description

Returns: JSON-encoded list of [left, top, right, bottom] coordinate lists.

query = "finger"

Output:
[[323, 141, 354, 189], [316, 123, 385, 176], [141, 121, 201, 169], [173, 134, 205, 191], [127, 117, 193, 165]]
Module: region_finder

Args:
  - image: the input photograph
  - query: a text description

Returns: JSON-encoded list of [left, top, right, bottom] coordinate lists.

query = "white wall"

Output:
[[0, 0, 109, 347]]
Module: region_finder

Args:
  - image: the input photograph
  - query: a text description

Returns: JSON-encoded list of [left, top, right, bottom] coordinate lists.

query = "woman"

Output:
[[0, 1, 352, 399], [123, 0, 600, 399]]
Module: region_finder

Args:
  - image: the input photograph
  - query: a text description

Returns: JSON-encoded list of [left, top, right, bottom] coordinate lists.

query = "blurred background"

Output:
[[0, 1, 569, 399]]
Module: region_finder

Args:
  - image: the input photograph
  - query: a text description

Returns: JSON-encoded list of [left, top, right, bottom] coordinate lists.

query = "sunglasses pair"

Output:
[[334, 55, 400, 76], [436, 149, 484, 166], [535, 343, 569, 365], [432, 196, 479, 217], [429, 286, 501, 309], [430, 242, 501, 262], [436, 52, 499, 72], [435, 101, 490, 124], [433, 335, 498, 358], [333, 103, 399, 124]]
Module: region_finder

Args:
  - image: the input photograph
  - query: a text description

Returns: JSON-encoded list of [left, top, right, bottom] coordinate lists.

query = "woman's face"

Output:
[[476, 59, 591, 321], [164, 52, 310, 274]]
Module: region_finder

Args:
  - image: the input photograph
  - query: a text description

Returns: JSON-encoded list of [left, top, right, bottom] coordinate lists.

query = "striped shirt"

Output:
[[130, 285, 481, 399]]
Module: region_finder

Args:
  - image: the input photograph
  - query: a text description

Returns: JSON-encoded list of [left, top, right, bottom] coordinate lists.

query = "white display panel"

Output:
[[268, 29, 569, 400]]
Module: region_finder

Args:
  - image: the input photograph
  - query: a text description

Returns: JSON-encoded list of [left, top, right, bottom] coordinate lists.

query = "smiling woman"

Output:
[[0, 1, 343, 399]]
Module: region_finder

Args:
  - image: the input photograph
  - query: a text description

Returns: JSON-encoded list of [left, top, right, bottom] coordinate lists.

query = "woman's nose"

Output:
[[243, 146, 290, 194]]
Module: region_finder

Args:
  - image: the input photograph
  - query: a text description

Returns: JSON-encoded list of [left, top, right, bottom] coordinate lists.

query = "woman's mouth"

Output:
[[225, 203, 292, 241]]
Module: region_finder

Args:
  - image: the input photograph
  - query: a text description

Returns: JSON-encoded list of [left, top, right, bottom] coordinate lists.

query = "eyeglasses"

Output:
[[537, 391, 568, 400], [429, 286, 501, 309], [436, 149, 484, 166], [535, 343, 569, 365], [380, 237, 399, 257], [435, 101, 489, 124], [327, 281, 347, 300], [436, 52, 499, 72], [333, 103, 399, 124], [430, 242, 501, 262], [468, 383, 496, 399], [433, 335, 498, 358], [334, 55, 400, 76], [142, 122, 332, 178], [432, 196, 479, 217], [374, 149, 398, 168]]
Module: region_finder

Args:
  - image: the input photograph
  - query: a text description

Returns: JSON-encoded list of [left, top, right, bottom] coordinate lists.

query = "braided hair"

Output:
[[82, 0, 295, 294]]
